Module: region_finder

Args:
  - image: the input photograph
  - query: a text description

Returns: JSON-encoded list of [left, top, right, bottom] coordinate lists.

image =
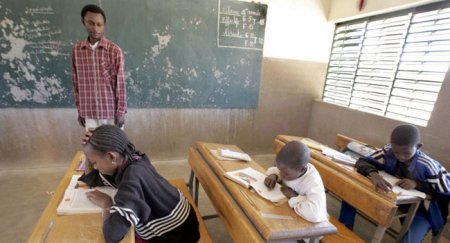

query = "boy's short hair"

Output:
[[81, 4, 106, 23], [276, 141, 310, 168], [390, 124, 420, 146]]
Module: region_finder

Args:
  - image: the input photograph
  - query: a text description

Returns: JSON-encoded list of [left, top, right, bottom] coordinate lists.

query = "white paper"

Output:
[[219, 149, 252, 162], [57, 175, 117, 215], [321, 145, 357, 165]]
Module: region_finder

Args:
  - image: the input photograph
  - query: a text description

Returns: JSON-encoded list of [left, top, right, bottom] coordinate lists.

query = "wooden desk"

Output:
[[188, 142, 337, 242], [27, 151, 134, 243], [274, 135, 397, 201], [274, 135, 422, 243]]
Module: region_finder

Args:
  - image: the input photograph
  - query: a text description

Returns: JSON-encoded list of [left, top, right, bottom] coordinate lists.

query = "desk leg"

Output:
[[188, 170, 195, 196], [372, 225, 386, 243], [188, 170, 199, 206], [396, 201, 420, 242], [194, 176, 199, 205]]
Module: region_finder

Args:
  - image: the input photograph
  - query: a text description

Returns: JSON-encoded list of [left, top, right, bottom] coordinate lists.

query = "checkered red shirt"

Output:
[[72, 37, 126, 119]]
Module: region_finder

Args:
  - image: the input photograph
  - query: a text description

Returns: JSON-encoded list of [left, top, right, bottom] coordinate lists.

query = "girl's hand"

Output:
[[81, 130, 94, 145], [85, 190, 113, 209]]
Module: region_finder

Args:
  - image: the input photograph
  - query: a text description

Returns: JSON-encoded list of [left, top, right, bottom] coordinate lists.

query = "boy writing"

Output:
[[264, 140, 328, 223], [340, 124, 450, 242]]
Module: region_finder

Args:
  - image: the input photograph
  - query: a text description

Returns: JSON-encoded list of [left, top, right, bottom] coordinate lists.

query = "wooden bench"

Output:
[[323, 217, 364, 243], [169, 179, 213, 243], [274, 136, 400, 243]]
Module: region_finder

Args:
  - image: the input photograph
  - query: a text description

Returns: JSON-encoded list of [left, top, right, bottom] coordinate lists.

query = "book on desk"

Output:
[[209, 148, 252, 162], [224, 167, 287, 204], [378, 171, 427, 199], [320, 145, 357, 166], [57, 175, 117, 215]]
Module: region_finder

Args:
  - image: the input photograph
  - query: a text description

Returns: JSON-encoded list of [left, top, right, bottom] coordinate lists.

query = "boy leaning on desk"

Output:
[[264, 140, 329, 224], [340, 124, 450, 243]]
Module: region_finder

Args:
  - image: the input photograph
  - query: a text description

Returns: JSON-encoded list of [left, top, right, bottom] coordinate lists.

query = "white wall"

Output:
[[241, 0, 334, 62], [328, 0, 445, 22]]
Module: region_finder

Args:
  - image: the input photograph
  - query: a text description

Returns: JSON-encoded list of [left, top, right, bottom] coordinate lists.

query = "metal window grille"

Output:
[[323, 2, 450, 126]]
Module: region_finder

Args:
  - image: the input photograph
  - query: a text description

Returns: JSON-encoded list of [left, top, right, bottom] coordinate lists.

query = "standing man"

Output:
[[72, 4, 126, 131]]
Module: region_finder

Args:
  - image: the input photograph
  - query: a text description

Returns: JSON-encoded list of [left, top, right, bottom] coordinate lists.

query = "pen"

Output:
[[40, 220, 54, 243], [240, 190, 259, 211], [260, 212, 293, 220]]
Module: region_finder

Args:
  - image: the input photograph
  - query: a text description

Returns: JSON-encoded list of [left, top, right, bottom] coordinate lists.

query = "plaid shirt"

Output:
[[72, 37, 126, 119]]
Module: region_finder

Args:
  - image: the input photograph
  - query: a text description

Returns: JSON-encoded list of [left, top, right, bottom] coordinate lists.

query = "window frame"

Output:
[[322, 1, 450, 127]]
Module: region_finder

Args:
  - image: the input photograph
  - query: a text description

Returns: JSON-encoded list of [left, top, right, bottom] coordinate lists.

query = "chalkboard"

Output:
[[218, 0, 267, 50], [0, 0, 267, 108]]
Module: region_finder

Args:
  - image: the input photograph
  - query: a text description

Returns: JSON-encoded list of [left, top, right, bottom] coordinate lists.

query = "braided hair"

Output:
[[86, 125, 142, 163]]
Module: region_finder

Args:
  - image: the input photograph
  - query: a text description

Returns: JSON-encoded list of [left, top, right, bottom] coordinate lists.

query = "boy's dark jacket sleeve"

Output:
[[355, 156, 384, 175]]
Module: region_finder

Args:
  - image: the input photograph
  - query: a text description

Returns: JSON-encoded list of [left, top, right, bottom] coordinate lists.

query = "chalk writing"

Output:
[[25, 6, 54, 15], [0, 1, 69, 106], [217, 0, 267, 50]]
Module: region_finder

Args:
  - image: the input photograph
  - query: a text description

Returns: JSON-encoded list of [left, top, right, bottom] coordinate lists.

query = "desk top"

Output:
[[195, 142, 337, 241], [27, 151, 134, 243]]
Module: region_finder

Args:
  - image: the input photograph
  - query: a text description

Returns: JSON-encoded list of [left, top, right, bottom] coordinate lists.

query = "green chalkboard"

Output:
[[0, 0, 267, 108]]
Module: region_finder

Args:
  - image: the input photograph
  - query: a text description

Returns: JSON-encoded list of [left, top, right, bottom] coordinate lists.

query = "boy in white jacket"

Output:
[[265, 140, 328, 223]]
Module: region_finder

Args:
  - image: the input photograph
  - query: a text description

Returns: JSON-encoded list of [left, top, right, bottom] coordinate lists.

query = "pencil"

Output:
[[240, 189, 259, 211]]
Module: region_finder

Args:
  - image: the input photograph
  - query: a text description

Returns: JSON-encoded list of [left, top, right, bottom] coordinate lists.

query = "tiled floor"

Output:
[[1, 154, 448, 242]]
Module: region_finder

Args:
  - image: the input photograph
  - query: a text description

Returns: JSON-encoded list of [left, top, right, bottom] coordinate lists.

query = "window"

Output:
[[323, 2, 450, 126]]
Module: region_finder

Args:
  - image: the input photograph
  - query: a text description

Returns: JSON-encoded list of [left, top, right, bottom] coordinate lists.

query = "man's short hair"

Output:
[[390, 124, 420, 146], [81, 4, 106, 23], [276, 141, 310, 168]]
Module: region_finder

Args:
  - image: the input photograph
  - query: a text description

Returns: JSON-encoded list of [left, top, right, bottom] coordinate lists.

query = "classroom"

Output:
[[1, 0, 449, 242]]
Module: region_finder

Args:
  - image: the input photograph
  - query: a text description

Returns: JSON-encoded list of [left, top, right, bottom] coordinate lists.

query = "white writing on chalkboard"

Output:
[[217, 0, 267, 50], [25, 6, 54, 15]]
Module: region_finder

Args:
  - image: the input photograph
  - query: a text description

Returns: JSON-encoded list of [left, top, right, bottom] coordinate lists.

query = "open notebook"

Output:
[[378, 171, 427, 199], [224, 167, 287, 204], [57, 175, 117, 215]]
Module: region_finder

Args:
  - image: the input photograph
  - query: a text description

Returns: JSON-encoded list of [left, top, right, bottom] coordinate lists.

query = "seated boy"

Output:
[[340, 124, 450, 243], [264, 140, 328, 223]]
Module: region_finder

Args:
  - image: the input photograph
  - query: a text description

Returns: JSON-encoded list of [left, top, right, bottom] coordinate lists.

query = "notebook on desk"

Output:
[[210, 148, 252, 162], [321, 145, 357, 166], [378, 171, 427, 199], [57, 175, 117, 215]]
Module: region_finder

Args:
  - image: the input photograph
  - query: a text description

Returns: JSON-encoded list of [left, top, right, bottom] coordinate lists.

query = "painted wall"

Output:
[[328, 0, 444, 22], [0, 58, 328, 169], [263, 0, 333, 62], [308, 66, 450, 168], [0, 0, 334, 169]]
